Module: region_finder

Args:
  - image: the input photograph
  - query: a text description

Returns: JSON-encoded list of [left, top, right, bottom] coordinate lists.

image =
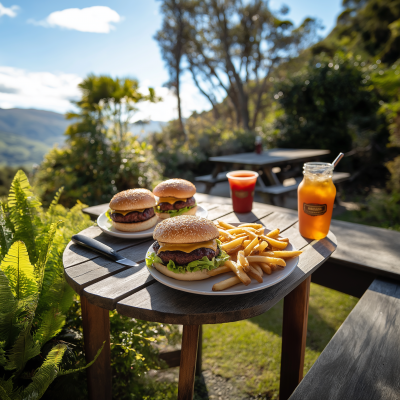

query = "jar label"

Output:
[[233, 190, 254, 198], [303, 203, 327, 216]]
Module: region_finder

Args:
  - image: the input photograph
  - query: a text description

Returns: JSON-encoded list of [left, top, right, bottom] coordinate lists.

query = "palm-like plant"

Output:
[[0, 171, 100, 399]]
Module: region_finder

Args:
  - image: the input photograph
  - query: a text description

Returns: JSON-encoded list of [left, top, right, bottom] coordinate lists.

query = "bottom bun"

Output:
[[153, 261, 211, 281], [112, 215, 158, 232], [156, 205, 198, 220]]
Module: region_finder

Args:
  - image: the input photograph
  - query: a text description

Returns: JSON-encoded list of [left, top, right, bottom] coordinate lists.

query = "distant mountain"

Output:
[[0, 108, 166, 167], [0, 108, 68, 146]]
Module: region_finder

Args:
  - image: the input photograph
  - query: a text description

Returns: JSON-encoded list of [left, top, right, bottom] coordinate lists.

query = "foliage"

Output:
[[156, 0, 322, 130], [0, 170, 95, 400], [0, 166, 29, 198], [271, 53, 385, 156], [34, 75, 163, 207], [150, 116, 256, 179]]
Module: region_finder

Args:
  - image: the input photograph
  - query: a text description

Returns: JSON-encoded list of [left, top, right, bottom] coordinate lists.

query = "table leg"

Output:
[[279, 276, 311, 400], [195, 325, 203, 376], [178, 325, 200, 400], [81, 296, 112, 400]]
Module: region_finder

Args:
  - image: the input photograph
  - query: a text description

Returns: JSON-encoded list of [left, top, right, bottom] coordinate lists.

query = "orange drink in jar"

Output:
[[298, 162, 336, 239]]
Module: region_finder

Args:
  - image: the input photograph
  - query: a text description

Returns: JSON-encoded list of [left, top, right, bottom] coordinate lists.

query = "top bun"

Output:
[[110, 189, 156, 211], [153, 179, 196, 199], [153, 215, 218, 244]]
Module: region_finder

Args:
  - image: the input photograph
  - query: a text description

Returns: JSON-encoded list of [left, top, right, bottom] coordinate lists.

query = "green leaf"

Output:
[[0, 376, 20, 400], [59, 341, 105, 376], [146, 241, 229, 274], [7, 171, 42, 264], [22, 343, 67, 399], [154, 204, 197, 217], [0, 269, 17, 344], [33, 308, 65, 347], [48, 187, 64, 216], [0, 202, 13, 263], [1, 241, 38, 301]]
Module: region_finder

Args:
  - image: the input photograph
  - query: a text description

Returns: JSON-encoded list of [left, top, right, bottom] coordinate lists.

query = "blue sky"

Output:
[[0, 0, 343, 120]]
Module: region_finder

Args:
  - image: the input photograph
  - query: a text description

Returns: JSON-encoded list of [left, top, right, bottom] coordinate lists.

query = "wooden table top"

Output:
[[63, 195, 337, 325], [208, 148, 330, 166]]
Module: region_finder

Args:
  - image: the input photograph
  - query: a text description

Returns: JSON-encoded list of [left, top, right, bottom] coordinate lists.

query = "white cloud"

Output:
[[0, 66, 81, 113], [30, 6, 121, 33], [0, 2, 19, 18], [0, 67, 211, 120]]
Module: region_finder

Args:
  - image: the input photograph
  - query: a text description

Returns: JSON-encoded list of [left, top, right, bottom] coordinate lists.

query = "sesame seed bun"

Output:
[[153, 262, 211, 281], [112, 214, 158, 232], [153, 179, 196, 199], [156, 205, 197, 220], [153, 215, 218, 244], [110, 189, 156, 211]]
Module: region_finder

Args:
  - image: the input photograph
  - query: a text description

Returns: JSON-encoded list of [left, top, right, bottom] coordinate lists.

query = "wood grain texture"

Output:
[[259, 211, 298, 232], [178, 325, 200, 400], [329, 220, 400, 281], [83, 262, 155, 309], [64, 240, 152, 294], [116, 232, 336, 324], [81, 296, 112, 400], [280, 276, 311, 400], [196, 325, 203, 377], [289, 279, 400, 400], [217, 207, 274, 223]]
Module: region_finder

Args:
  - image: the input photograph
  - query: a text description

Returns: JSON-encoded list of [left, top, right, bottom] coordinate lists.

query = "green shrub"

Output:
[[0, 171, 95, 399]]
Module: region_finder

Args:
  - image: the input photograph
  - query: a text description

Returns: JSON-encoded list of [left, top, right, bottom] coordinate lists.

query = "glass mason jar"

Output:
[[298, 162, 336, 239]]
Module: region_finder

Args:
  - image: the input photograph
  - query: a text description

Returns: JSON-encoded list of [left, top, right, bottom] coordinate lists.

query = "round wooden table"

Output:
[[63, 200, 337, 400]]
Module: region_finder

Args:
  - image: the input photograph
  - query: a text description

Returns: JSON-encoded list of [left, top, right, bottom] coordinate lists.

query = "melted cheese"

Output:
[[111, 209, 145, 215], [156, 197, 186, 205], [157, 239, 217, 254]]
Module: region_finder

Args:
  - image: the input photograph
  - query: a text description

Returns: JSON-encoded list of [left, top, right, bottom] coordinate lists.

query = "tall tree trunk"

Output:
[[175, 62, 185, 139]]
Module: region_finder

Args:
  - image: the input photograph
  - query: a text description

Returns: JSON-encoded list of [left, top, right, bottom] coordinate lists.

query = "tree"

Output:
[[274, 53, 382, 156], [156, 0, 321, 130], [155, 0, 196, 138], [35, 75, 163, 207]]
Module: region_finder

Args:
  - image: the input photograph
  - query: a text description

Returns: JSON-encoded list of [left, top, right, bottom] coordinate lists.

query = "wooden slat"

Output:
[[216, 207, 274, 224], [289, 279, 400, 400], [329, 220, 400, 281], [206, 204, 235, 220], [116, 232, 336, 324], [64, 240, 152, 294], [259, 211, 299, 232], [83, 262, 155, 309]]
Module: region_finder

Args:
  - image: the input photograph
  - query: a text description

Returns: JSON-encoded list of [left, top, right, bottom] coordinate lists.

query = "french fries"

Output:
[[210, 221, 301, 291]]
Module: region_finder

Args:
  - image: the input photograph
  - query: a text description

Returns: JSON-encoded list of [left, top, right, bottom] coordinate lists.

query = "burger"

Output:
[[153, 179, 197, 219], [107, 189, 158, 232], [145, 215, 229, 281]]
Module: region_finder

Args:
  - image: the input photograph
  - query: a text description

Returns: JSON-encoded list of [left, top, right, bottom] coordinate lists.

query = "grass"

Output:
[[201, 283, 358, 399]]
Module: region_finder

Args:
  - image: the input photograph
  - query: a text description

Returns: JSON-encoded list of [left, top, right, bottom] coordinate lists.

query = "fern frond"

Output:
[[33, 308, 65, 347], [21, 343, 67, 399], [48, 187, 64, 216], [0, 268, 17, 344], [5, 326, 41, 373], [35, 221, 61, 291], [1, 242, 38, 301], [0, 376, 20, 400], [8, 171, 42, 264], [0, 202, 13, 262], [59, 341, 104, 376], [0, 341, 6, 367]]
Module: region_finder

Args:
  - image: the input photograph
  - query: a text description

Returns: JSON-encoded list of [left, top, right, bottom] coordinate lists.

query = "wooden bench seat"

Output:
[[289, 278, 400, 400], [195, 171, 231, 194]]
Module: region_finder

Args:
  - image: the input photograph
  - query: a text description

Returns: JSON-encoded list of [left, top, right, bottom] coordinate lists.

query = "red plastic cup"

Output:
[[226, 171, 259, 213]]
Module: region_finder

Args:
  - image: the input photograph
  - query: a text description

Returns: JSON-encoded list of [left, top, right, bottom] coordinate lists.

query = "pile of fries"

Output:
[[209, 221, 302, 291]]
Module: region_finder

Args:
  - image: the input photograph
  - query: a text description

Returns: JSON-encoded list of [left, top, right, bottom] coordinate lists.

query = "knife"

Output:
[[71, 234, 139, 267]]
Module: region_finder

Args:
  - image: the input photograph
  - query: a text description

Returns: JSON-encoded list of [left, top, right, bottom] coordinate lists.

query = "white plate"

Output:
[[146, 224, 299, 295], [97, 204, 208, 239]]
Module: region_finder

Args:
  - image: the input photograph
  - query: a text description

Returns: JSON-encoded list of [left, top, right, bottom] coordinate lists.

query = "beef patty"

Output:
[[157, 196, 196, 211], [111, 207, 155, 223], [153, 241, 220, 265]]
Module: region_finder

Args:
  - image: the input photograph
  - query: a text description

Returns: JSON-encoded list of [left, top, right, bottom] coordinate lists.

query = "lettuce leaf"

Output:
[[145, 240, 230, 274], [105, 209, 112, 222], [154, 204, 196, 218]]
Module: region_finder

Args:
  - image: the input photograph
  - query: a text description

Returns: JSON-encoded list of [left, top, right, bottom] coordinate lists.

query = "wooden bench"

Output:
[[289, 278, 400, 400], [194, 171, 231, 194], [256, 172, 351, 206]]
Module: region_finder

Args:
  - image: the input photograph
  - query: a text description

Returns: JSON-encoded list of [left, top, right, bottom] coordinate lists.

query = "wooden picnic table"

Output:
[[206, 148, 330, 189], [63, 195, 336, 400]]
